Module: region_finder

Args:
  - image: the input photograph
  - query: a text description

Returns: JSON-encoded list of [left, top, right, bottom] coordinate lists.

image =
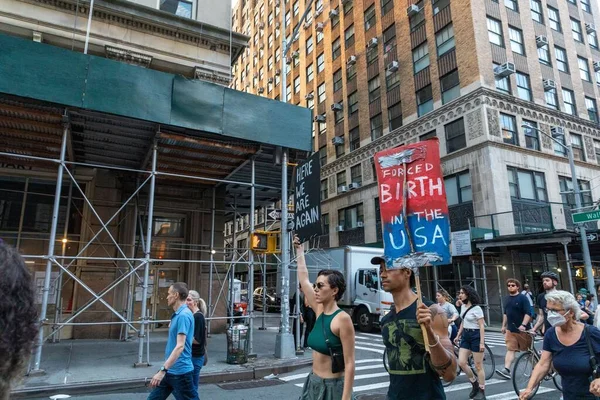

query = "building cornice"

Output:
[[18, 0, 250, 65]]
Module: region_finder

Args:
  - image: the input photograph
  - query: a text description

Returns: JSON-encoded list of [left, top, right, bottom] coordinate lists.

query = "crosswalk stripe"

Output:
[[485, 386, 555, 399], [353, 382, 390, 392], [356, 345, 384, 354], [356, 358, 386, 364], [356, 335, 383, 342], [281, 363, 385, 382], [444, 379, 505, 393], [355, 341, 387, 348], [356, 332, 384, 338]]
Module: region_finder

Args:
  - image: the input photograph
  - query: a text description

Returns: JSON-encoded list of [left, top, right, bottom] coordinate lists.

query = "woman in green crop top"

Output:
[[294, 236, 355, 400]]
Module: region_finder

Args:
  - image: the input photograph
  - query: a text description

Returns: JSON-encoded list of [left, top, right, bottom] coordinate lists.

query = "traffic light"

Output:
[[250, 231, 279, 253]]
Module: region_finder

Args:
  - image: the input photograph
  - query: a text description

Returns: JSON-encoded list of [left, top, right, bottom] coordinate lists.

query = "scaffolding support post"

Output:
[[259, 208, 267, 330], [248, 158, 256, 356], [562, 240, 575, 294], [31, 119, 69, 373], [275, 148, 295, 358], [136, 142, 157, 367], [480, 248, 491, 326], [208, 187, 216, 335]]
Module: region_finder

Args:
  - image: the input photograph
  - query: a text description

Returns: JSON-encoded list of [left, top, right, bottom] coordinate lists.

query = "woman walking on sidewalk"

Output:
[[437, 289, 459, 342], [454, 285, 487, 400], [186, 290, 207, 396], [294, 235, 355, 400]]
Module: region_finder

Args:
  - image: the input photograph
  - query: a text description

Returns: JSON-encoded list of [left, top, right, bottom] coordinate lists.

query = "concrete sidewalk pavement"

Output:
[[12, 323, 313, 399]]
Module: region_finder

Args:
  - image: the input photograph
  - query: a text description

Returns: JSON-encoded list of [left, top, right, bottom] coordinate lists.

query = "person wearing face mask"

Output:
[[294, 236, 356, 400], [519, 290, 600, 400]]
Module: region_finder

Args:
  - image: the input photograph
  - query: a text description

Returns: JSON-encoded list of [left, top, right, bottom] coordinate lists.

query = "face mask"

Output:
[[547, 310, 570, 327]]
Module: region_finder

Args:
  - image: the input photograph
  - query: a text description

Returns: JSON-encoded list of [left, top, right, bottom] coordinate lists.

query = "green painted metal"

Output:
[[572, 210, 600, 223], [0, 33, 312, 151]]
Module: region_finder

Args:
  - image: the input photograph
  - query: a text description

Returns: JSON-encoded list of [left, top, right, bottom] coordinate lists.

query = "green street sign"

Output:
[[572, 210, 600, 223]]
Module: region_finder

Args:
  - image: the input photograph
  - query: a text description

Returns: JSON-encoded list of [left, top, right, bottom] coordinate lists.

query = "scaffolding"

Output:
[[0, 95, 306, 373]]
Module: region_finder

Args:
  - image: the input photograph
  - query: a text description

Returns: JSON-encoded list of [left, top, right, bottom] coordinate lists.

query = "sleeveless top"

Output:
[[307, 309, 344, 356]]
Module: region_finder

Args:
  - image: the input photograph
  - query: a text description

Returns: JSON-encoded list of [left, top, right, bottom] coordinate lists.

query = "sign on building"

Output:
[[294, 152, 322, 242], [451, 230, 472, 256], [374, 139, 451, 267]]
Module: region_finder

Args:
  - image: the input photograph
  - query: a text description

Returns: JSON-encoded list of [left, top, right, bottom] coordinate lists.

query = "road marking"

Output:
[[281, 363, 384, 382], [355, 340, 386, 348], [356, 335, 383, 342], [356, 332, 385, 338], [485, 386, 556, 399], [443, 379, 505, 393], [355, 345, 384, 354]]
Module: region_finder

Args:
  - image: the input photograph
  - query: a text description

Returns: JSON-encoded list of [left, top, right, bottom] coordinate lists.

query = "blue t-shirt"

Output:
[[165, 304, 194, 375], [543, 325, 600, 400], [503, 293, 532, 333], [381, 299, 445, 400]]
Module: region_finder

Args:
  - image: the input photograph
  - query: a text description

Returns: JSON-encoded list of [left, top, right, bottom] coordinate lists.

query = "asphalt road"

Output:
[[31, 331, 563, 400]]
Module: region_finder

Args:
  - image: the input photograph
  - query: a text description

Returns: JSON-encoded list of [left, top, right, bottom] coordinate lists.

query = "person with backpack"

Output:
[[454, 285, 487, 400], [518, 290, 600, 399]]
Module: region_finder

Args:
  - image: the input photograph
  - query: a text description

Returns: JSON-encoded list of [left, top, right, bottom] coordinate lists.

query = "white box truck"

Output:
[[289, 246, 394, 332]]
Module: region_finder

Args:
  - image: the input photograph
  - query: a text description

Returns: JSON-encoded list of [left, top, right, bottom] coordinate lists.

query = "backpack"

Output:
[[455, 305, 476, 330]]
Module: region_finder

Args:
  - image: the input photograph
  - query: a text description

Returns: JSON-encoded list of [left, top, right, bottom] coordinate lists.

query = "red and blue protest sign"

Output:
[[374, 139, 451, 268]]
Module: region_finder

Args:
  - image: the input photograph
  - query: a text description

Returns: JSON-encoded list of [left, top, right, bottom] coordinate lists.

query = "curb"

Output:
[[11, 359, 314, 398]]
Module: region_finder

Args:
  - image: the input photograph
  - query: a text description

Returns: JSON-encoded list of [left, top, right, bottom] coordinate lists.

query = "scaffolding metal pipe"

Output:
[[208, 187, 216, 335], [562, 241, 575, 294], [248, 158, 255, 354], [229, 198, 237, 327], [480, 249, 491, 326], [261, 208, 267, 330], [124, 196, 140, 340], [32, 122, 68, 372], [138, 143, 158, 365], [83, 0, 95, 54], [16, 178, 29, 250], [157, 170, 279, 190]]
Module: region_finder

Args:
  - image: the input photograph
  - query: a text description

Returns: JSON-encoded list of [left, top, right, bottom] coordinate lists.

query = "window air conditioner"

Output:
[[337, 225, 345, 232], [535, 35, 548, 48], [331, 102, 343, 111], [314, 114, 326, 122], [543, 79, 556, 90], [316, 22, 325, 32], [586, 23, 596, 33], [494, 62, 516, 77], [387, 61, 399, 72], [349, 182, 361, 190], [407, 4, 421, 17], [329, 9, 339, 19], [258, 87, 265, 94], [356, 221, 364, 227], [305, 93, 314, 100], [594, 61, 600, 72], [304, 21, 312, 29], [550, 126, 565, 136], [367, 37, 378, 49], [268, 77, 274, 83], [332, 136, 345, 145], [347, 55, 357, 65], [337, 185, 348, 193]]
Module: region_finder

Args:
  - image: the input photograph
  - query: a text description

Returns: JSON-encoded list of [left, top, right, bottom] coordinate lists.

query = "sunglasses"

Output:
[[507, 284, 517, 287], [313, 282, 329, 291]]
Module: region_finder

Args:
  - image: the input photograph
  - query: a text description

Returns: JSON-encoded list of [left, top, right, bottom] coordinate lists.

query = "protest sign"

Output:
[[374, 139, 451, 268], [294, 152, 321, 242]]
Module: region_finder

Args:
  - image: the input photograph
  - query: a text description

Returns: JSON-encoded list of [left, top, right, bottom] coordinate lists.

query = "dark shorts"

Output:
[[300, 372, 350, 400], [460, 328, 482, 353]]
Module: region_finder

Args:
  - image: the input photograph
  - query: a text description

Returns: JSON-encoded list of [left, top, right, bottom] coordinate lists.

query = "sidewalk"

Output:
[[12, 323, 313, 398]]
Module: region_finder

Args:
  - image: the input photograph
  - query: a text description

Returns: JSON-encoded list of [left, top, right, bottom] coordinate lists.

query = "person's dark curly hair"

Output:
[[460, 285, 481, 305], [0, 243, 39, 398], [317, 269, 346, 301]]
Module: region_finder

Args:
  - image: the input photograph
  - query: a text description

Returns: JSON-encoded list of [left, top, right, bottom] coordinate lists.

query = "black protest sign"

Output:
[[294, 152, 322, 242]]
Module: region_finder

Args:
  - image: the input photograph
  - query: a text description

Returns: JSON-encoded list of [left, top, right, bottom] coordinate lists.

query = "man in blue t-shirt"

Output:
[[496, 278, 532, 380], [148, 282, 197, 400], [372, 256, 457, 400]]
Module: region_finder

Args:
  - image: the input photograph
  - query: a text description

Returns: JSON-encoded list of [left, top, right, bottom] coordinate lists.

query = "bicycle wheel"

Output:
[[552, 371, 562, 392], [481, 343, 495, 380], [513, 351, 540, 397]]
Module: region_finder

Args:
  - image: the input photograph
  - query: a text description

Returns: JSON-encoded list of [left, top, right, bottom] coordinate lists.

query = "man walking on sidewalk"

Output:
[[531, 271, 559, 335], [496, 278, 532, 380], [148, 282, 198, 400]]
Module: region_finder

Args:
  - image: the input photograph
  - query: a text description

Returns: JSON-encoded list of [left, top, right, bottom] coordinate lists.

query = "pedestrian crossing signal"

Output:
[[250, 231, 279, 253]]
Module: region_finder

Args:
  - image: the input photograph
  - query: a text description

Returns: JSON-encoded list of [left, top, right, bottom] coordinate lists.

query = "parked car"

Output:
[[253, 286, 280, 312]]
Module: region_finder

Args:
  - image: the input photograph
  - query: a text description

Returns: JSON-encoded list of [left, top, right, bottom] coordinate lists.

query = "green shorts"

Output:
[[299, 372, 351, 400]]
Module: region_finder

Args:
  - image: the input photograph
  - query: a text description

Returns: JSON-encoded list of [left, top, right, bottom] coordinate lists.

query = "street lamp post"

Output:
[[522, 124, 596, 305]]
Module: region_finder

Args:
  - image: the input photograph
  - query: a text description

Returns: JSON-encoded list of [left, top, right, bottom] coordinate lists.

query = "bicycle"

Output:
[[382, 341, 495, 388], [512, 331, 562, 398]]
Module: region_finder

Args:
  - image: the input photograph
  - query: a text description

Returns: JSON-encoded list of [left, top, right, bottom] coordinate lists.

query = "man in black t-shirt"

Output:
[[531, 271, 559, 335], [372, 256, 456, 400]]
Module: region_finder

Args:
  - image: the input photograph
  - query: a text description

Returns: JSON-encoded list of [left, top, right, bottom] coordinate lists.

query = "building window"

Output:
[[286, 85, 291, 102], [562, 88, 576, 115], [445, 118, 466, 153], [545, 88, 559, 110], [350, 164, 362, 185], [349, 127, 360, 151], [586, 97, 598, 123], [368, 76, 381, 102], [383, 24, 396, 56], [332, 38, 342, 60], [386, 68, 400, 91], [538, 45, 551, 65], [554, 133, 567, 157], [317, 83, 326, 103], [160, 0, 193, 18], [306, 36, 313, 55], [338, 203, 364, 230], [331, 7, 340, 27], [334, 101, 344, 124], [320, 179, 328, 200], [382, 0, 394, 15], [441, 70, 460, 104], [505, 0, 518, 11], [285, 11, 291, 26], [594, 140, 600, 164], [347, 63, 356, 81], [370, 114, 383, 140], [571, 18, 584, 42], [548, 7, 561, 32], [307, 94, 314, 109], [589, 31, 599, 49], [307, 64, 314, 82], [530, 0, 543, 23], [343, 0, 353, 14], [409, 1, 425, 32], [509, 27, 525, 54], [333, 69, 343, 92], [500, 113, 518, 145], [367, 45, 379, 65], [436, 24, 455, 56], [319, 146, 327, 166], [433, 0, 450, 15], [578, 57, 591, 81], [420, 130, 436, 141], [488, 17, 504, 46], [322, 213, 330, 235], [559, 177, 593, 207], [494, 63, 511, 94], [345, 25, 355, 48], [516, 72, 532, 101], [317, 53, 325, 72], [293, 0, 299, 16], [571, 133, 586, 161], [365, 5, 376, 31], [388, 102, 402, 131], [335, 139, 345, 158], [416, 85, 433, 116], [508, 167, 547, 202], [522, 120, 540, 150], [348, 91, 359, 114], [445, 171, 472, 206], [555, 47, 569, 73], [336, 171, 347, 188], [581, 0, 591, 13], [294, 76, 300, 93], [413, 42, 430, 73]]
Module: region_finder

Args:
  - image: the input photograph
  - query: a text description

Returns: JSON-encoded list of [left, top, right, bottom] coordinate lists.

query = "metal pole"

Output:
[[137, 143, 157, 366], [295, 256, 302, 354], [496, 266, 504, 316], [480, 249, 491, 326], [83, 0, 95, 54], [32, 120, 68, 373], [248, 158, 255, 355], [562, 241, 575, 294], [230, 198, 237, 327], [275, 148, 294, 358], [432, 264, 439, 293], [16, 178, 29, 250], [208, 187, 216, 335], [260, 208, 267, 330], [124, 194, 139, 341], [567, 147, 597, 307]]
